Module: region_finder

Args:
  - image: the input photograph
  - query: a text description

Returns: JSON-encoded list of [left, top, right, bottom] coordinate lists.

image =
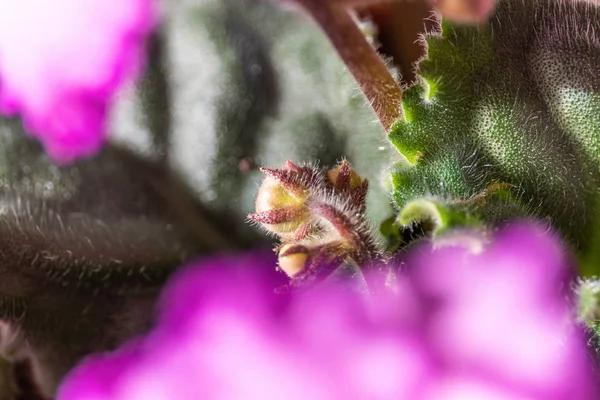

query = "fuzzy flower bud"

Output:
[[250, 160, 380, 286], [327, 160, 363, 190], [249, 161, 317, 241], [277, 244, 309, 277]]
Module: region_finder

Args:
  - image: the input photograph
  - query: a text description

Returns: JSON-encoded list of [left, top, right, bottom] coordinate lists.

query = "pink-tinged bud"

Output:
[[327, 160, 363, 190], [255, 176, 304, 215], [277, 244, 309, 277], [326, 160, 369, 212], [250, 162, 318, 240], [248, 205, 309, 238], [250, 160, 381, 285]]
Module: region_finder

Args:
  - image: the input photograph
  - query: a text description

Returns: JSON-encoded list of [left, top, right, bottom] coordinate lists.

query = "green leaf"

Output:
[[389, 0, 600, 269]]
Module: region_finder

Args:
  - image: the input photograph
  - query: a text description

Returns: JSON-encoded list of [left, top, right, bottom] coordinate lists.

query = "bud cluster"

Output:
[[248, 160, 381, 287]]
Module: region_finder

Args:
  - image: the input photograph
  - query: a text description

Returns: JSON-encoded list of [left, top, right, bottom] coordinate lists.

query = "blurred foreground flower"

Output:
[[57, 224, 597, 399], [0, 0, 157, 162], [432, 0, 498, 23]]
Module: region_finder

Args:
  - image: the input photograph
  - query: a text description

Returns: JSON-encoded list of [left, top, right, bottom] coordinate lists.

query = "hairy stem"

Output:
[[356, 1, 435, 84], [293, 0, 403, 131]]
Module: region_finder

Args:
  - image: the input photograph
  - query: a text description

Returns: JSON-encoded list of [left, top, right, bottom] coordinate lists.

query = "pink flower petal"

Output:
[[57, 224, 598, 399], [0, 0, 158, 162], [407, 222, 595, 399]]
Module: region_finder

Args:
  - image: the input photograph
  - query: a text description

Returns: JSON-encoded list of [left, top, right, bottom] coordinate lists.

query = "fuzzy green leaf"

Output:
[[389, 0, 600, 272]]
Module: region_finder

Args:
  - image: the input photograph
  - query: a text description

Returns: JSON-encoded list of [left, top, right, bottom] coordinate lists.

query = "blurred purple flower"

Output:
[[432, 0, 498, 24], [0, 0, 157, 163], [397, 224, 597, 399], [57, 223, 597, 400]]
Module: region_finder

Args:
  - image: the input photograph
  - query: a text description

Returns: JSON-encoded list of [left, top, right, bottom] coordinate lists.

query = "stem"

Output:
[[294, 0, 403, 131], [356, 1, 436, 85]]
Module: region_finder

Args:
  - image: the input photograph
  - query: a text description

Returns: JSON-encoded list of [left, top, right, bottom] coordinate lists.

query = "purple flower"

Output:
[[431, 0, 498, 23], [0, 0, 158, 163], [57, 223, 598, 399], [397, 224, 597, 399]]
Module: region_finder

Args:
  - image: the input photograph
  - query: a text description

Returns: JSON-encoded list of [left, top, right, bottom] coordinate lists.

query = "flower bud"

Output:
[[249, 161, 317, 240], [278, 244, 309, 277], [255, 175, 302, 215], [326, 160, 369, 213], [327, 160, 363, 191]]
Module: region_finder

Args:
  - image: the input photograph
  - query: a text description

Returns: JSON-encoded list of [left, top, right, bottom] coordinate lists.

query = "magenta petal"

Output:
[[57, 223, 598, 400], [57, 251, 433, 400], [57, 340, 144, 400], [405, 222, 596, 399], [0, 0, 158, 163]]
